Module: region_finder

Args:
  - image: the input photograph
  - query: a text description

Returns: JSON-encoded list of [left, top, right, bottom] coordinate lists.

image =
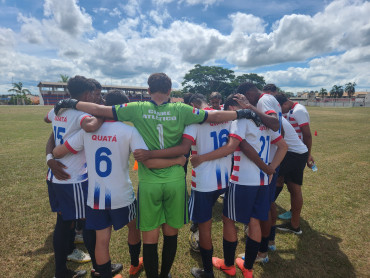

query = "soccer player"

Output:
[[190, 98, 287, 278], [52, 90, 187, 278], [236, 82, 283, 255], [263, 84, 279, 96], [274, 93, 314, 233], [53, 72, 262, 278], [209, 92, 223, 110], [45, 76, 104, 278]]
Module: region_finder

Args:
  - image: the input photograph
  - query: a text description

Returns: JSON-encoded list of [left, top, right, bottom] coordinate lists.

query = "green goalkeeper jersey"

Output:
[[113, 100, 207, 183]]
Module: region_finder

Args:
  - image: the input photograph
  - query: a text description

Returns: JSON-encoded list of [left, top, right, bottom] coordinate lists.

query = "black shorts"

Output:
[[278, 151, 308, 185]]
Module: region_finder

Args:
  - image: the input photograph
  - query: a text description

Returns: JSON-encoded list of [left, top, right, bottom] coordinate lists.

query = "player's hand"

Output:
[[233, 94, 252, 109], [307, 154, 315, 168], [268, 174, 273, 184], [264, 165, 275, 176], [54, 99, 79, 115], [190, 154, 203, 168], [236, 109, 262, 127], [133, 149, 151, 162], [177, 156, 187, 166], [47, 159, 70, 180]]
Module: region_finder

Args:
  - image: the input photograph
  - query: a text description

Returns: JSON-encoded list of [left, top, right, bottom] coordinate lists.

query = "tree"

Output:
[[319, 88, 328, 99], [182, 64, 235, 98], [8, 82, 31, 105], [330, 85, 343, 98], [284, 92, 295, 98], [232, 73, 266, 90], [345, 82, 356, 98], [59, 74, 69, 83]]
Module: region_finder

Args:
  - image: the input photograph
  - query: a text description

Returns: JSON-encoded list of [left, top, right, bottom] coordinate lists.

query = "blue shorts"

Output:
[[188, 188, 227, 223], [86, 200, 137, 231], [269, 166, 280, 204], [223, 183, 270, 224], [47, 180, 88, 221]]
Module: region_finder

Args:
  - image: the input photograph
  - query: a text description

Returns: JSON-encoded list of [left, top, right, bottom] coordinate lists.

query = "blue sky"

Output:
[[0, 0, 369, 95]]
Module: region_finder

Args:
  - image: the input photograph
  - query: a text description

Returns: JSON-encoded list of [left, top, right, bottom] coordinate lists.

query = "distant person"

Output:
[[209, 92, 223, 110]]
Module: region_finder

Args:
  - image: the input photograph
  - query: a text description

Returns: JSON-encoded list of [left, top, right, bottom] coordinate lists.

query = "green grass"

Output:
[[0, 106, 369, 277]]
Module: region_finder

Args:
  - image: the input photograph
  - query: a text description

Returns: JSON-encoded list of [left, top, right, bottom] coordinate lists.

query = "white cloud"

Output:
[[109, 7, 122, 17], [229, 13, 266, 35], [122, 0, 141, 17], [0, 27, 15, 49], [149, 9, 170, 25]]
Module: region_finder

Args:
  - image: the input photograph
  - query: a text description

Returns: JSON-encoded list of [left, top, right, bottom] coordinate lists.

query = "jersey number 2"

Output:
[[95, 147, 112, 177]]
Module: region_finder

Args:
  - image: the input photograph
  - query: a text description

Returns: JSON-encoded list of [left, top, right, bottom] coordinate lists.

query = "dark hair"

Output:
[[209, 91, 222, 100], [183, 93, 193, 105], [89, 78, 102, 90], [148, 73, 172, 94], [263, 84, 277, 92], [274, 93, 289, 106], [189, 93, 207, 107], [67, 75, 95, 99], [223, 94, 240, 111], [236, 82, 258, 95], [105, 90, 130, 106]]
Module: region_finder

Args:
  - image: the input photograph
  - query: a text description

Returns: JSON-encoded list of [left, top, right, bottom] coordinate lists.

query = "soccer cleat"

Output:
[[278, 210, 292, 220], [189, 230, 200, 252], [212, 257, 236, 276], [74, 233, 84, 244], [191, 267, 215, 278], [277, 223, 302, 235], [255, 254, 269, 264], [67, 249, 91, 263], [113, 275, 123, 278], [65, 269, 87, 278], [91, 263, 123, 277], [235, 258, 253, 278], [268, 244, 276, 251], [129, 257, 143, 275]]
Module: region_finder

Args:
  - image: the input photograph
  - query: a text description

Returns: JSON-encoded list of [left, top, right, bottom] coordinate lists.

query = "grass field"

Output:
[[0, 106, 369, 278]]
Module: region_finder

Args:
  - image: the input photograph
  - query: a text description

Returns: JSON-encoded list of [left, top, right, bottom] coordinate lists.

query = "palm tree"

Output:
[[59, 74, 69, 83], [319, 88, 328, 99], [330, 85, 343, 98], [345, 82, 356, 98], [8, 82, 30, 105]]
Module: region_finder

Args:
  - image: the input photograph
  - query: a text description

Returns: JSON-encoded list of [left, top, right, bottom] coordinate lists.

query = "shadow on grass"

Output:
[[257, 205, 356, 278]]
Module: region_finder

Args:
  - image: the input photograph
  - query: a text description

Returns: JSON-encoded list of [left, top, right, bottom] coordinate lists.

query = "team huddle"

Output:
[[45, 73, 314, 278]]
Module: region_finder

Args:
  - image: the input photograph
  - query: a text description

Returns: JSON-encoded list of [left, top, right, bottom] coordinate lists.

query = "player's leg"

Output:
[[95, 227, 112, 278], [159, 178, 189, 278], [287, 181, 303, 229], [138, 181, 165, 278], [127, 219, 143, 275]]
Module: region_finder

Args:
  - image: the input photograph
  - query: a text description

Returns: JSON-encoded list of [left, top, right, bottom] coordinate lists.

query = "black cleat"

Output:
[[191, 267, 215, 278], [91, 263, 123, 277], [65, 269, 87, 278]]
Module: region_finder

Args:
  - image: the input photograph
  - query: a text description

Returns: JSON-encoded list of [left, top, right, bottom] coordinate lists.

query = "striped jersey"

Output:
[[46, 108, 91, 184], [281, 117, 308, 154], [257, 93, 283, 163], [113, 101, 207, 183], [183, 110, 232, 192], [64, 121, 148, 210], [286, 102, 310, 141], [229, 119, 282, 186]]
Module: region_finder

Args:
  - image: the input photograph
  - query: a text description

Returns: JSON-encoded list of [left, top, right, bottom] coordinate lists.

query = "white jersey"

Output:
[[65, 121, 148, 210], [286, 103, 310, 141], [46, 108, 91, 184], [256, 93, 283, 163], [229, 119, 282, 186], [281, 117, 308, 154], [183, 110, 232, 192]]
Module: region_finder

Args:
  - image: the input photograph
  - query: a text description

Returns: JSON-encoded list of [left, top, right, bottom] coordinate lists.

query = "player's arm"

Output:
[[142, 156, 187, 169], [270, 137, 288, 170], [190, 137, 240, 168], [54, 99, 114, 118], [44, 115, 52, 123], [81, 116, 104, 132], [133, 138, 193, 162], [233, 94, 279, 131], [239, 140, 275, 175], [46, 132, 70, 180], [300, 124, 314, 168]]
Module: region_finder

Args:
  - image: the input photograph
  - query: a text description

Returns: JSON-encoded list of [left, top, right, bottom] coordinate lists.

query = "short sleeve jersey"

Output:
[[281, 117, 308, 154], [65, 121, 148, 210], [113, 101, 207, 183], [46, 108, 91, 184], [287, 103, 310, 141], [256, 94, 283, 163], [229, 119, 282, 186], [183, 110, 232, 192]]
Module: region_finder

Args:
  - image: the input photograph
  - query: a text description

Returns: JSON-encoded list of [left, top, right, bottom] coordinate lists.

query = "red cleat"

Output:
[[212, 257, 236, 276], [235, 258, 253, 278], [129, 257, 143, 275]]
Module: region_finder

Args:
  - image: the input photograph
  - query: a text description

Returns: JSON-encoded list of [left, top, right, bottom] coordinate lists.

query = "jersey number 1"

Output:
[[157, 124, 164, 149]]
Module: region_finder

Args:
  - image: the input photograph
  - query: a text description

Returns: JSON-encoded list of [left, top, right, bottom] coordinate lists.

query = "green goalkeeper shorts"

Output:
[[137, 178, 189, 231]]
